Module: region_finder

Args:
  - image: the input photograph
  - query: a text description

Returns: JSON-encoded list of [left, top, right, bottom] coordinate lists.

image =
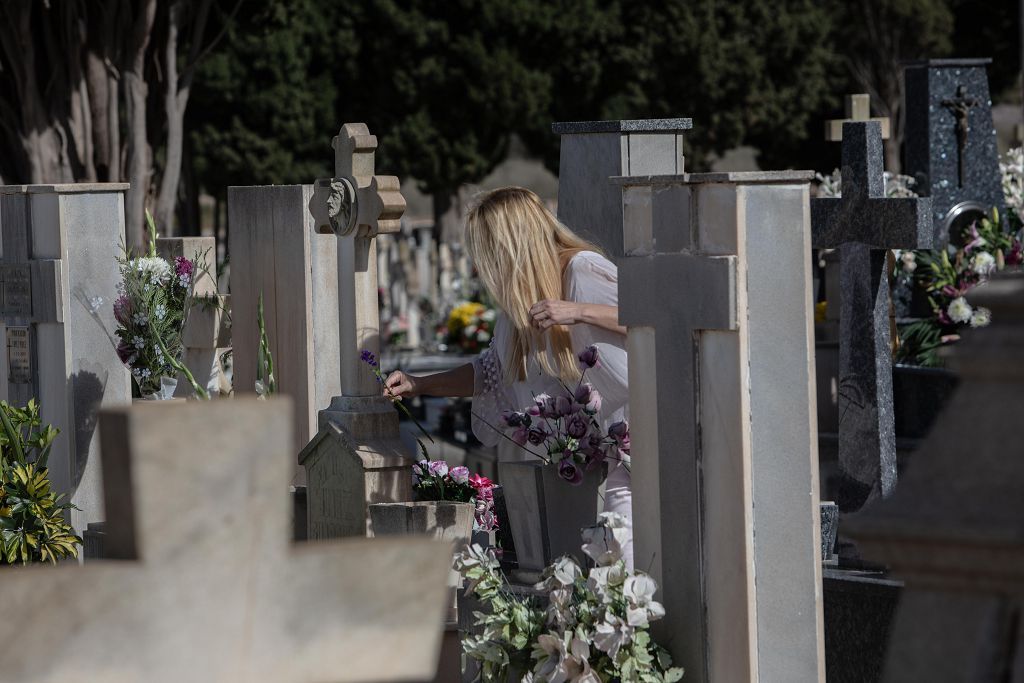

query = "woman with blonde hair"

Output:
[[383, 186, 632, 565]]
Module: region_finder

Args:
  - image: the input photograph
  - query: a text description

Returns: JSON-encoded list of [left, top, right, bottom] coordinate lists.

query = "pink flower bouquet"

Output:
[[412, 459, 498, 531]]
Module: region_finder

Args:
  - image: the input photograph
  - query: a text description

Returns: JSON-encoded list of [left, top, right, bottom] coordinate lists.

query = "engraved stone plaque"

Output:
[[0, 265, 32, 318], [7, 326, 31, 384]]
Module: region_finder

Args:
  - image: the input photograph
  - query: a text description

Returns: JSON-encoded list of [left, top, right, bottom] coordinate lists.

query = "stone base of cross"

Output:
[[303, 124, 414, 540]]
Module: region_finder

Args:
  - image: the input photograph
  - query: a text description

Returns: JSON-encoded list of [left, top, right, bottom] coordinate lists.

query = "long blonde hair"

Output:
[[464, 186, 602, 383]]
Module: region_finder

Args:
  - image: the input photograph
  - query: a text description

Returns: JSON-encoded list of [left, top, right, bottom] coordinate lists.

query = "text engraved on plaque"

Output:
[[6, 326, 31, 385], [0, 265, 32, 318]]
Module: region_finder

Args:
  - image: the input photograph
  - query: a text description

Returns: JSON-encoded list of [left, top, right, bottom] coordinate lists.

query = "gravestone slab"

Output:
[[0, 398, 453, 683], [847, 272, 1024, 682], [553, 118, 692, 260], [0, 184, 132, 533], [228, 184, 341, 476], [616, 170, 825, 682], [811, 121, 932, 514], [904, 58, 1005, 246]]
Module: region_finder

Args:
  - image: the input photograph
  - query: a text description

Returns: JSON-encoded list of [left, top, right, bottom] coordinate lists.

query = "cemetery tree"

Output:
[[516, 0, 837, 172], [340, 0, 552, 238], [829, 0, 954, 171], [0, 0, 240, 246], [189, 0, 342, 231]]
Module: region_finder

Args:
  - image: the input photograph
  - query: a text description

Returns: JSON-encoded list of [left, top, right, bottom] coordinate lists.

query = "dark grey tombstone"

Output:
[[552, 118, 692, 261], [847, 271, 1024, 682], [904, 58, 1004, 247], [811, 121, 933, 514]]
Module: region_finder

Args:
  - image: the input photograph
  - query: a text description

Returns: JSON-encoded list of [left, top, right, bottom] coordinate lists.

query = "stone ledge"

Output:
[[552, 118, 693, 134], [902, 58, 993, 68], [612, 170, 815, 186], [0, 183, 130, 194]]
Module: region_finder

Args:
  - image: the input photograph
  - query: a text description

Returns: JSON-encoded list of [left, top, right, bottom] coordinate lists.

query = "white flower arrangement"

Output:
[[1000, 146, 1023, 217], [947, 296, 973, 324], [456, 512, 683, 682], [134, 256, 172, 284]]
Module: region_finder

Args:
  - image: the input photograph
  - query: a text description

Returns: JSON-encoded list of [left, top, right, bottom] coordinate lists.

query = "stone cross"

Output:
[[302, 124, 413, 540], [310, 123, 405, 398], [846, 272, 1024, 681], [617, 172, 825, 682], [0, 398, 452, 683], [811, 121, 932, 513], [824, 94, 891, 141], [0, 184, 132, 533]]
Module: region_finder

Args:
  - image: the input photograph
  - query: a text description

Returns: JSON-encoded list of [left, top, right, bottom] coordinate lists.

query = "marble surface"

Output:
[[0, 398, 453, 683], [552, 118, 693, 134]]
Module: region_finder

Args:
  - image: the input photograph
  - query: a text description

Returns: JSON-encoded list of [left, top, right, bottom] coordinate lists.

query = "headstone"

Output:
[[825, 93, 892, 141], [811, 121, 932, 513], [156, 237, 230, 397], [0, 397, 452, 682], [300, 123, 412, 539], [617, 170, 826, 682], [847, 271, 1024, 681], [228, 184, 341, 476], [0, 184, 132, 534], [904, 58, 1004, 246], [553, 118, 692, 260]]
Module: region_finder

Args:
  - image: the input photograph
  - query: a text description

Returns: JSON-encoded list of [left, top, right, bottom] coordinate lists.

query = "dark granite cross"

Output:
[[941, 85, 980, 188], [812, 121, 932, 512]]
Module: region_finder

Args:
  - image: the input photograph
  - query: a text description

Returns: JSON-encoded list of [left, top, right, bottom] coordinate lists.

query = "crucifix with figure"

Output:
[[941, 85, 980, 187], [812, 120, 933, 513], [301, 123, 414, 540]]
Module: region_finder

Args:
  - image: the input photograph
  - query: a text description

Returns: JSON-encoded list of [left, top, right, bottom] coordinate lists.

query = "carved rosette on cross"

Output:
[[310, 123, 406, 239]]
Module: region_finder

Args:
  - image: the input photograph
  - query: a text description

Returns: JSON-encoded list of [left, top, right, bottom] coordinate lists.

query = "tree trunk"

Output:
[[155, 0, 212, 236], [123, 0, 157, 251]]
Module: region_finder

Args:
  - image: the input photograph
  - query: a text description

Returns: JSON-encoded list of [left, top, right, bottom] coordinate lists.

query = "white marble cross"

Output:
[[0, 398, 451, 683], [311, 123, 406, 397]]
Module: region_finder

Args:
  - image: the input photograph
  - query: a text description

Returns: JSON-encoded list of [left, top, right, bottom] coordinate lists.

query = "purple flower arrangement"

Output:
[[412, 460, 498, 531], [500, 345, 629, 486]]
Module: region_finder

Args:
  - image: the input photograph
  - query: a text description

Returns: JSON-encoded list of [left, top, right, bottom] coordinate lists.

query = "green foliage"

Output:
[[256, 292, 277, 398], [0, 400, 81, 565]]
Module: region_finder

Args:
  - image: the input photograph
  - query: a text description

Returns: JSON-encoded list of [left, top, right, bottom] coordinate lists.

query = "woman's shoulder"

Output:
[[568, 250, 617, 280]]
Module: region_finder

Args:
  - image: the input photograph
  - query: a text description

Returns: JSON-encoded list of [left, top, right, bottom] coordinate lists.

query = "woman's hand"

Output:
[[529, 299, 583, 329], [383, 370, 420, 400]]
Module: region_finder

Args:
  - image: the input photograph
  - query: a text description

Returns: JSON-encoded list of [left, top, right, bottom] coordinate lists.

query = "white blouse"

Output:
[[470, 250, 629, 451]]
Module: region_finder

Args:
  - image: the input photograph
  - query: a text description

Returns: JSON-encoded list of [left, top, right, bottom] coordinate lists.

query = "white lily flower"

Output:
[[593, 611, 635, 659]]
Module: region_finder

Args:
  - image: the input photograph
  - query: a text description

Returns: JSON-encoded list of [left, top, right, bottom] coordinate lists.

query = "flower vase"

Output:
[[498, 460, 602, 573], [369, 500, 475, 623], [136, 376, 179, 402]]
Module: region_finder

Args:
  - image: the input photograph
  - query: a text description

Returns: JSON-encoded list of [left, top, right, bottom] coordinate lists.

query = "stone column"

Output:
[[0, 184, 133, 534], [553, 118, 692, 260], [617, 171, 826, 682]]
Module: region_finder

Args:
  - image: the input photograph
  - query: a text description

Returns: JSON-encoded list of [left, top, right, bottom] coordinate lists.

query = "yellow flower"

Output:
[[815, 301, 828, 324], [447, 302, 486, 333]]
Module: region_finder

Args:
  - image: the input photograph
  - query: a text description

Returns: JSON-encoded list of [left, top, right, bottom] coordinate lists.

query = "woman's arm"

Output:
[[528, 300, 627, 336], [383, 362, 475, 399]]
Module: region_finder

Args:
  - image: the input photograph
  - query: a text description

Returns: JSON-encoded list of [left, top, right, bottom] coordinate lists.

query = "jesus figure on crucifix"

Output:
[[382, 186, 634, 568]]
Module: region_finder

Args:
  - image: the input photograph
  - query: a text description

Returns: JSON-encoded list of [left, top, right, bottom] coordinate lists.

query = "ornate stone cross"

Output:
[[941, 85, 980, 187], [310, 123, 406, 398], [302, 124, 413, 541], [824, 93, 891, 142], [811, 121, 932, 513]]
